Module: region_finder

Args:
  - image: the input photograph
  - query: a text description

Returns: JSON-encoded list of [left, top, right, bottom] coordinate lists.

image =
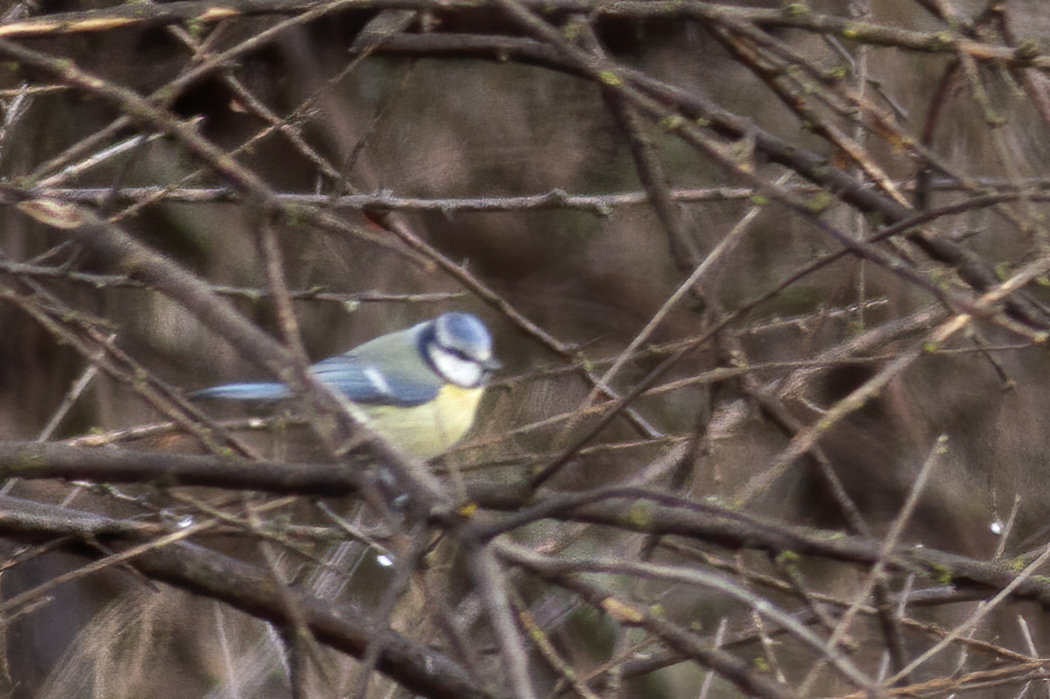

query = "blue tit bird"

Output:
[[194, 312, 499, 458]]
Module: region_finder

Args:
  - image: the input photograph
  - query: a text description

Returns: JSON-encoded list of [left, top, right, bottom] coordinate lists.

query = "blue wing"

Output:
[[194, 354, 441, 407], [310, 355, 440, 407]]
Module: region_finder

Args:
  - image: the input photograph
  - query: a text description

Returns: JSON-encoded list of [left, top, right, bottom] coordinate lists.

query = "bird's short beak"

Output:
[[483, 357, 502, 372]]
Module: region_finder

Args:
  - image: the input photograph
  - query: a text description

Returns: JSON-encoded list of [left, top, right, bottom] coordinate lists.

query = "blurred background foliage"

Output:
[[0, 0, 1049, 697]]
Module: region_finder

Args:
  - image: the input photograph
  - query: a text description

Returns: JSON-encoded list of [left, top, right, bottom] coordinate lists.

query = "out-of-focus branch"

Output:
[[0, 440, 531, 507], [5, 438, 1049, 613], [4, 0, 1050, 75], [0, 494, 493, 699], [470, 485, 1050, 607], [0, 259, 462, 304], [0, 277, 255, 457], [0, 441, 367, 496], [498, 541, 807, 699], [376, 28, 1050, 330]]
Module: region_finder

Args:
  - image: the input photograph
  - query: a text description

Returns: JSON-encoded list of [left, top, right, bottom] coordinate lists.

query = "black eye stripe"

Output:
[[437, 344, 478, 363]]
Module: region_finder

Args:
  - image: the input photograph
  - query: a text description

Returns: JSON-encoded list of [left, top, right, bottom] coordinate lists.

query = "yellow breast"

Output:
[[360, 385, 484, 459]]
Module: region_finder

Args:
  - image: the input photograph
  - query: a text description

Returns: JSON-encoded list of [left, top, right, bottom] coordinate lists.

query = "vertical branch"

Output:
[[470, 544, 537, 699]]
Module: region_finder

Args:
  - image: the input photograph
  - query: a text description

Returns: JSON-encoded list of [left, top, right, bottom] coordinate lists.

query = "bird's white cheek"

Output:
[[431, 348, 484, 387]]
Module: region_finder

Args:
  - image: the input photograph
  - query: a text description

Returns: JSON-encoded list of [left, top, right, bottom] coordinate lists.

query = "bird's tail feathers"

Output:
[[192, 382, 291, 401]]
